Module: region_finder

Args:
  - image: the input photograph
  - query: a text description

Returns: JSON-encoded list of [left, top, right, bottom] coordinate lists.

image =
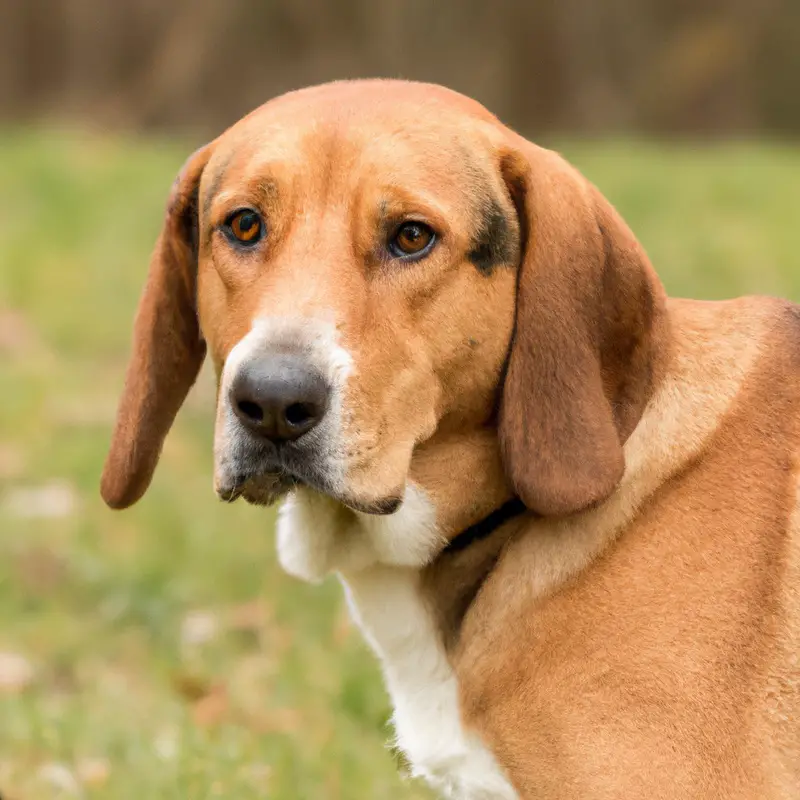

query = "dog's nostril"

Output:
[[237, 400, 264, 423], [285, 402, 315, 428]]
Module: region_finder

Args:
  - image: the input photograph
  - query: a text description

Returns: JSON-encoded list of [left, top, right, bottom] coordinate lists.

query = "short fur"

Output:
[[102, 80, 800, 799]]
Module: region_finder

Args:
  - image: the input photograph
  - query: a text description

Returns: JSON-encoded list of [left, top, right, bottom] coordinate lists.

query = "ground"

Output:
[[0, 130, 798, 799]]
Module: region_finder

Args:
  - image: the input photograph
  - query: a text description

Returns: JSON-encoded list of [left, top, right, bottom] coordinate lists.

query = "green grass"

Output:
[[0, 129, 798, 799]]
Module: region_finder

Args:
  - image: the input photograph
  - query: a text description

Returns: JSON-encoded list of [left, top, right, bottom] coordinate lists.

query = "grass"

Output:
[[0, 128, 798, 799]]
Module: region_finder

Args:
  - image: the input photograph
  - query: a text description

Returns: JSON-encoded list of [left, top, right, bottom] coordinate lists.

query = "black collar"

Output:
[[442, 497, 527, 554]]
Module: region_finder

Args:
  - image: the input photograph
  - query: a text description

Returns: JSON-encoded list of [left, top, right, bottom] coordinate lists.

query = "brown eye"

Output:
[[390, 222, 435, 258], [226, 210, 264, 245]]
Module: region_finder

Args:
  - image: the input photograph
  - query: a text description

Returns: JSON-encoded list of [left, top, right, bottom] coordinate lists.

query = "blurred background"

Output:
[[3, 0, 800, 136], [0, 1, 798, 798]]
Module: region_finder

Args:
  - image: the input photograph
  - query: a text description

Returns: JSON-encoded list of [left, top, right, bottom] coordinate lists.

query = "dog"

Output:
[[101, 80, 800, 798]]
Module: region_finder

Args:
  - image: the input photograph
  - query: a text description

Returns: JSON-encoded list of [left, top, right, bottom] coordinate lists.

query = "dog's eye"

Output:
[[225, 210, 264, 245], [389, 222, 435, 258]]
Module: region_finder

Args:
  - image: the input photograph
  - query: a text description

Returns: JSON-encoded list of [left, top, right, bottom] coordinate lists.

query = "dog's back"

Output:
[[453, 296, 800, 798]]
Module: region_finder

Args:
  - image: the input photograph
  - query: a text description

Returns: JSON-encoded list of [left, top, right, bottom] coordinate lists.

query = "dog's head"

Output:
[[101, 80, 665, 518]]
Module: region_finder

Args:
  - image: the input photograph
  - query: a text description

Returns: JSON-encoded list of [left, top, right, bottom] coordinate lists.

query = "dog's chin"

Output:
[[216, 472, 297, 507], [216, 470, 402, 516]]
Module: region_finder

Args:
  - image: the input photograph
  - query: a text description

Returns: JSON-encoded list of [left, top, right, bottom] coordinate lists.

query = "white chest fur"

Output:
[[277, 487, 517, 799], [342, 566, 518, 799]]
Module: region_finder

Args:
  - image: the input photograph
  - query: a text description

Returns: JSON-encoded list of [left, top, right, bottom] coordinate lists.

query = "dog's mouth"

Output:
[[217, 470, 300, 506], [215, 446, 402, 516], [214, 429, 329, 507]]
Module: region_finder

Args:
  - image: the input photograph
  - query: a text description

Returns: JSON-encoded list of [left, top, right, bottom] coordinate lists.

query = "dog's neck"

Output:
[[276, 424, 518, 582], [408, 425, 518, 541]]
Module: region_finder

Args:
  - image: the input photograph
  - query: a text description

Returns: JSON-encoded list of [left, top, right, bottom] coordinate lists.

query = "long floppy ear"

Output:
[[101, 144, 214, 509], [498, 140, 667, 516]]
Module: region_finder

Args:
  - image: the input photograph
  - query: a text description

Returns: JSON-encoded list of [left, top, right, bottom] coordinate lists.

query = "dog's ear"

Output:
[[101, 143, 214, 509], [498, 141, 666, 516]]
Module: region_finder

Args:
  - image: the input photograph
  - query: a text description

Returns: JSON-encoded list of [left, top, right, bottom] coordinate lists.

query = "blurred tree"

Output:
[[0, 0, 797, 136]]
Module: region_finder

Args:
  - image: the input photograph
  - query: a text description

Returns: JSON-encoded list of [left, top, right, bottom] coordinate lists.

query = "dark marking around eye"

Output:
[[468, 198, 517, 275]]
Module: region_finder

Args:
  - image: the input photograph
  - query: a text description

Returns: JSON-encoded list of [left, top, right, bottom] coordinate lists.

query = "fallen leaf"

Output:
[[225, 600, 267, 632], [0, 308, 44, 355], [248, 706, 303, 734], [13, 546, 67, 595], [172, 671, 212, 702], [76, 757, 110, 788], [38, 762, 80, 794], [49, 660, 79, 694], [0, 651, 35, 693], [153, 728, 179, 761], [230, 653, 278, 699], [0, 443, 25, 480], [192, 683, 229, 728], [180, 609, 219, 647], [3, 480, 77, 519]]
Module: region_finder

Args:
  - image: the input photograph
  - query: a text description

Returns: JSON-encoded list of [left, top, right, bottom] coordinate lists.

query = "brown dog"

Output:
[[101, 80, 800, 798]]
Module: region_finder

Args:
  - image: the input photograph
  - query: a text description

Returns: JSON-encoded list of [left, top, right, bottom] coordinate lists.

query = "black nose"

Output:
[[230, 355, 330, 443]]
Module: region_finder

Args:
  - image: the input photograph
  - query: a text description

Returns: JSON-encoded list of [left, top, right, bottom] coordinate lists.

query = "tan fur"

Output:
[[102, 80, 800, 798]]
